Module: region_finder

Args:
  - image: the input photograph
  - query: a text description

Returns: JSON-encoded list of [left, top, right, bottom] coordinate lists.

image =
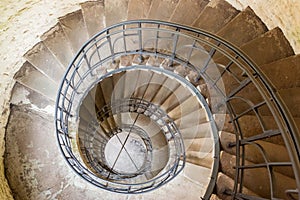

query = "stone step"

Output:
[[161, 84, 192, 113], [168, 95, 201, 120], [147, 0, 179, 21], [213, 114, 234, 133], [105, 0, 129, 27], [215, 114, 285, 145], [120, 55, 134, 68], [127, 0, 152, 20], [185, 150, 213, 169], [239, 27, 295, 66], [220, 151, 297, 199], [220, 131, 294, 178], [185, 137, 214, 154], [216, 7, 268, 47], [23, 41, 65, 83], [174, 108, 208, 130], [80, 1, 105, 38], [192, 0, 239, 33], [260, 54, 300, 90], [183, 162, 211, 189], [279, 87, 300, 118], [169, 0, 209, 26], [123, 70, 141, 99], [14, 61, 58, 101], [181, 122, 212, 139], [151, 76, 181, 106], [10, 82, 55, 111], [142, 72, 168, 102], [132, 70, 154, 99], [40, 23, 74, 69], [216, 172, 258, 200], [59, 9, 89, 53]]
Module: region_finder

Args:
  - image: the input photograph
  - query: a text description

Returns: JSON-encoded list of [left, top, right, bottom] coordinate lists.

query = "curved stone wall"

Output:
[[0, 0, 299, 199], [225, 0, 300, 53]]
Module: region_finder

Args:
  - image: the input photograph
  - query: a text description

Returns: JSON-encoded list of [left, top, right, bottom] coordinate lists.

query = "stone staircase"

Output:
[[4, 0, 300, 199]]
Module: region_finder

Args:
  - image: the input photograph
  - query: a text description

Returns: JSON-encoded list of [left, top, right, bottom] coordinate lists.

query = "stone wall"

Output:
[[0, 0, 299, 199], [225, 0, 300, 54], [0, 0, 86, 199]]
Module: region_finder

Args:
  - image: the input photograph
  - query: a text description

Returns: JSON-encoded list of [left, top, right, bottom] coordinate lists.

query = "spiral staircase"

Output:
[[4, 0, 300, 199]]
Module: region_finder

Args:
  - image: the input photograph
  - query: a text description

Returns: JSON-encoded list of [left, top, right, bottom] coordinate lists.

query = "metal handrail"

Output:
[[55, 20, 299, 199]]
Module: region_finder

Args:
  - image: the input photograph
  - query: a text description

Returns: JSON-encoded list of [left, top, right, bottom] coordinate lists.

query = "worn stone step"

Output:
[[181, 122, 212, 140], [192, 0, 239, 33], [185, 150, 213, 169], [23, 41, 65, 83], [147, 0, 179, 21], [216, 7, 268, 47], [183, 162, 211, 189], [151, 76, 181, 106], [14, 61, 58, 101], [127, 0, 152, 20], [216, 172, 258, 200], [121, 70, 139, 99], [169, 0, 209, 26], [279, 87, 300, 118], [185, 137, 214, 152], [40, 23, 74, 69], [80, 1, 105, 37], [213, 114, 234, 133], [220, 131, 294, 178], [260, 54, 300, 90], [59, 9, 89, 53], [161, 84, 192, 113], [119, 55, 134, 68], [175, 108, 208, 130], [220, 151, 297, 199], [132, 70, 153, 99], [168, 95, 201, 120], [10, 82, 55, 112], [142, 72, 168, 102], [105, 0, 129, 27], [239, 27, 295, 66]]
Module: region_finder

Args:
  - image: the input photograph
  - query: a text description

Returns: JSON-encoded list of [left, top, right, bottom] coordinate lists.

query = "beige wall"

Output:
[[225, 0, 300, 53]]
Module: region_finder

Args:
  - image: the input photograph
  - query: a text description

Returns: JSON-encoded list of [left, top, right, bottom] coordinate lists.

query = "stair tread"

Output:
[[240, 27, 295, 66], [192, 0, 239, 33], [278, 87, 300, 118], [183, 162, 211, 187], [10, 82, 55, 111], [216, 6, 268, 47], [23, 41, 65, 83], [59, 9, 89, 53], [127, 0, 152, 20], [81, 1, 105, 37], [216, 172, 258, 199], [105, 0, 129, 27], [181, 122, 212, 139], [147, 0, 179, 21], [169, 0, 209, 26], [175, 108, 208, 129], [219, 131, 294, 178], [14, 62, 58, 101], [260, 54, 300, 90], [220, 151, 297, 199]]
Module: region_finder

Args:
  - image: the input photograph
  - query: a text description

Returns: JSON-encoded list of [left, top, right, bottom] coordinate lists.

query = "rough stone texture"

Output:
[[216, 7, 268, 47], [220, 151, 297, 199], [225, 0, 300, 54], [127, 0, 153, 20], [147, 0, 179, 21], [81, 1, 105, 37], [260, 55, 300, 90], [192, 0, 239, 33], [0, 1, 86, 198], [169, 0, 209, 26]]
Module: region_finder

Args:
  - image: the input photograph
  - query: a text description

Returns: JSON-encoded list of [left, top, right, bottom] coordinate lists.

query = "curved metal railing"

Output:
[[55, 20, 300, 199]]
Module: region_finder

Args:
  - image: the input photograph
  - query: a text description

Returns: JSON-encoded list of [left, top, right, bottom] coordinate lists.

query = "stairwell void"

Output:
[[4, 0, 300, 200]]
